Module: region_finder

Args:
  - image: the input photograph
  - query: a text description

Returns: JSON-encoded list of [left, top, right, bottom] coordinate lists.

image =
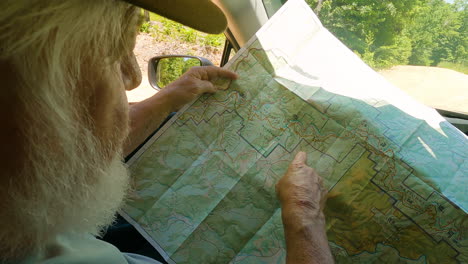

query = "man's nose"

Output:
[[122, 53, 142, 91]]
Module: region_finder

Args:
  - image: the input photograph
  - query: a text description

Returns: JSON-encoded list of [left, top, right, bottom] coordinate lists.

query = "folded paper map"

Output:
[[121, 0, 468, 263]]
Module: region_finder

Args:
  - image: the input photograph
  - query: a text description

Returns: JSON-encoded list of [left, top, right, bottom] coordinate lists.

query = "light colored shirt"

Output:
[[17, 233, 162, 264]]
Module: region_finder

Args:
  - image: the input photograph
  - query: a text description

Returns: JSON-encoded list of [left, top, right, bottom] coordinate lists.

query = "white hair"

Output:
[[0, 0, 140, 261]]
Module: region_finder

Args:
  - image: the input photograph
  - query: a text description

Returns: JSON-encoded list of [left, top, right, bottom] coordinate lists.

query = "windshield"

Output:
[[262, 0, 468, 115]]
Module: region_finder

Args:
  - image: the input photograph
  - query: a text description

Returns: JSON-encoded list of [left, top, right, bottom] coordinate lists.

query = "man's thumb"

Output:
[[198, 80, 217, 93], [292, 151, 307, 165]]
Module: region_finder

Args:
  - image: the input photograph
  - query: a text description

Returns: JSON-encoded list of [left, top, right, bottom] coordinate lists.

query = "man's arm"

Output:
[[124, 89, 173, 156], [281, 206, 332, 264], [124, 66, 238, 156], [276, 151, 334, 264]]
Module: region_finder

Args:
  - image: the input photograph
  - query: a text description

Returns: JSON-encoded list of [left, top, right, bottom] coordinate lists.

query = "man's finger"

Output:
[[212, 78, 231, 90], [317, 174, 324, 186], [292, 151, 307, 166], [203, 66, 239, 80]]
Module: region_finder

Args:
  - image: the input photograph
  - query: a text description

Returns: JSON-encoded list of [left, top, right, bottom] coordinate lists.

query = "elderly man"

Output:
[[0, 0, 333, 263]]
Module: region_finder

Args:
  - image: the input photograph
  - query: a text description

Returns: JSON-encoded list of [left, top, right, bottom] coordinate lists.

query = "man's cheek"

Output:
[[121, 53, 141, 91]]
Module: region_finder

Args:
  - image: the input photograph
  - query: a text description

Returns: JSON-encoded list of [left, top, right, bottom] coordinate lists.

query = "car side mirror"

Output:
[[148, 55, 214, 90]]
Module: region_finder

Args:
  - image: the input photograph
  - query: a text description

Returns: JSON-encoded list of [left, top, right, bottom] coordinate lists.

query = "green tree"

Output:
[[408, 0, 465, 66], [445, 0, 468, 64], [308, 0, 425, 68]]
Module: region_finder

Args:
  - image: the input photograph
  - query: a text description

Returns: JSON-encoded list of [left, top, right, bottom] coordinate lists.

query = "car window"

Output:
[[262, 0, 287, 17], [127, 11, 226, 103], [307, 0, 467, 115], [259, 0, 467, 118]]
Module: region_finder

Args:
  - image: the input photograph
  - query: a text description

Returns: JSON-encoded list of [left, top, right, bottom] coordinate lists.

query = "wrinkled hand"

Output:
[[276, 151, 327, 220], [162, 66, 238, 111]]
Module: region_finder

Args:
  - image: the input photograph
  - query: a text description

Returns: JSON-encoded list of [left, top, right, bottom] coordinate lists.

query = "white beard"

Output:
[[66, 153, 130, 235], [1, 114, 131, 260]]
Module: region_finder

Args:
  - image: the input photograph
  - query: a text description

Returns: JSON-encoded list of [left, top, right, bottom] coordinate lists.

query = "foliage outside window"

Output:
[[305, 0, 467, 71], [139, 13, 225, 49]]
